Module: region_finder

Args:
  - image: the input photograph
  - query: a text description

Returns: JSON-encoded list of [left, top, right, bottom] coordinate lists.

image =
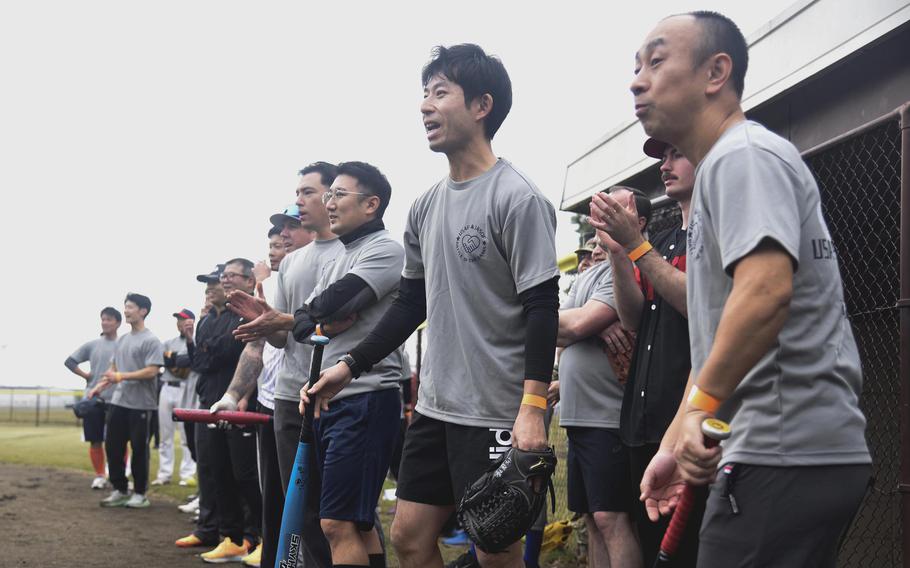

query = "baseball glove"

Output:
[[457, 446, 557, 553]]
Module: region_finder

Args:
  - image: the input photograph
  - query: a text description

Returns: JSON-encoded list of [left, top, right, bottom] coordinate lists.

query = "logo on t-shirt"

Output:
[[455, 224, 488, 263], [688, 210, 704, 260]]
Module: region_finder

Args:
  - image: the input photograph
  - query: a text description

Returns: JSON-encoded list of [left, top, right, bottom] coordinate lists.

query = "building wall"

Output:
[[563, 17, 910, 210]]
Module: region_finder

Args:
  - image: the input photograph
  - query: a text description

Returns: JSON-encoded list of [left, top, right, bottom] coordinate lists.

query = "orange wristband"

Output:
[[521, 394, 548, 410], [687, 385, 722, 414], [115, 372, 123, 383], [315, 324, 323, 337], [627, 241, 653, 262]]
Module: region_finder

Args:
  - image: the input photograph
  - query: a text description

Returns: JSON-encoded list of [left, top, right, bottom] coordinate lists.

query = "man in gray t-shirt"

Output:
[[91, 293, 164, 509], [290, 161, 404, 567], [558, 237, 645, 567], [633, 13, 870, 566], [305, 45, 560, 567], [65, 306, 121, 489]]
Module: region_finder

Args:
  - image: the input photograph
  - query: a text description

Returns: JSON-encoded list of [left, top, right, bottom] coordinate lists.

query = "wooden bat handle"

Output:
[[656, 418, 731, 565]]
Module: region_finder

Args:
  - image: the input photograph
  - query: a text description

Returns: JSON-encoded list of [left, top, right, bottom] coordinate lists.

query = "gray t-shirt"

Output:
[[70, 336, 119, 401], [110, 328, 165, 411], [310, 230, 405, 400], [558, 261, 622, 428], [273, 239, 345, 402], [688, 120, 870, 467], [403, 159, 560, 428]]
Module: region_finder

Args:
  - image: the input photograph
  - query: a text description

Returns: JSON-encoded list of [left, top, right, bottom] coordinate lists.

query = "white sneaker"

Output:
[[178, 497, 200, 514], [151, 477, 170, 486], [91, 476, 108, 490], [124, 493, 150, 508], [100, 490, 130, 507]]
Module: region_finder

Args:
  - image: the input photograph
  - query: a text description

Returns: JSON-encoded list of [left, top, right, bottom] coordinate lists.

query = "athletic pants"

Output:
[[202, 420, 263, 545], [105, 404, 152, 495], [258, 406, 283, 568], [274, 398, 332, 567], [194, 423, 220, 544], [698, 463, 870, 567], [156, 383, 196, 481]]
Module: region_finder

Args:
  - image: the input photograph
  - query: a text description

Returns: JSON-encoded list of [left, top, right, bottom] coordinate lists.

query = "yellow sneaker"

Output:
[[175, 533, 211, 548], [241, 542, 262, 567], [201, 538, 250, 564]]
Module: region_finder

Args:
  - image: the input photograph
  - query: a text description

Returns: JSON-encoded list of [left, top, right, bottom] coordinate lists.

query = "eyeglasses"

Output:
[[219, 271, 250, 281], [321, 188, 372, 204]]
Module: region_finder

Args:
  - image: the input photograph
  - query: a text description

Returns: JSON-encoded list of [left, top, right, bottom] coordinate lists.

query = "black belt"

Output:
[[164, 381, 182, 387]]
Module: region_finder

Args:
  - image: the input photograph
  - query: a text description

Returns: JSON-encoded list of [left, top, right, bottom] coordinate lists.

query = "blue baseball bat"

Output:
[[275, 333, 330, 568]]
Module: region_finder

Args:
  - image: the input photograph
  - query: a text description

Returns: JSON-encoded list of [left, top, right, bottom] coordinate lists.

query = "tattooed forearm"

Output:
[[225, 339, 265, 401]]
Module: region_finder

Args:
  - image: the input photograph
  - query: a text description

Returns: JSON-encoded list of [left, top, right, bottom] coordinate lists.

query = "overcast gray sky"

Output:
[[0, 1, 794, 390]]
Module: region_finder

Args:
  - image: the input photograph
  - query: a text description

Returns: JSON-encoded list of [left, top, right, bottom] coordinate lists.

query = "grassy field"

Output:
[[0, 421, 582, 566], [0, 421, 196, 503]]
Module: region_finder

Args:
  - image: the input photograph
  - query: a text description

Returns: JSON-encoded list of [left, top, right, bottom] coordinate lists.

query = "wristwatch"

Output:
[[338, 354, 362, 379]]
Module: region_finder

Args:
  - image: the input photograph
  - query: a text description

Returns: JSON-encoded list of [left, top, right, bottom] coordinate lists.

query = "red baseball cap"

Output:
[[643, 138, 671, 159], [172, 309, 196, 320]]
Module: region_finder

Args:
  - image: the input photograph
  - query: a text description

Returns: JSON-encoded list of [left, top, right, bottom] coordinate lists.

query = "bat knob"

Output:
[[310, 334, 330, 346], [701, 418, 731, 442]]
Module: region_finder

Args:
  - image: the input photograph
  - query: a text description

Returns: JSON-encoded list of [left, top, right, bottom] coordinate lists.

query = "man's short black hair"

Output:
[[336, 161, 392, 219], [606, 186, 653, 230], [224, 258, 255, 277], [100, 306, 122, 322], [299, 161, 338, 189], [268, 225, 282, 239], [421, 43, 512, 140], [686, 11, 749, 98], [125, 293, 152, 318]]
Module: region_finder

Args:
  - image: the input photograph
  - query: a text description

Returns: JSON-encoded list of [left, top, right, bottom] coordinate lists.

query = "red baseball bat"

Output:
[[172, 408, 272, 425], [654, 418, 731, 566]]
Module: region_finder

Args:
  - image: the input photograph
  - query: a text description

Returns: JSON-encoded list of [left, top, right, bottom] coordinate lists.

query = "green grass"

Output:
[[0, 421, 195, 503], [0, 421, 583, 566]]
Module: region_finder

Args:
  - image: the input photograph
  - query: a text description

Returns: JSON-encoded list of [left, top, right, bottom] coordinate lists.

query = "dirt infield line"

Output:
[[0, 462, 207, 567]]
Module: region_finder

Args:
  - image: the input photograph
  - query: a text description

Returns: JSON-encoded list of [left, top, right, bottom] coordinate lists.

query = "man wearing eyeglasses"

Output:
[[287, 160, 404, 568], [183, 258, 263, 563]]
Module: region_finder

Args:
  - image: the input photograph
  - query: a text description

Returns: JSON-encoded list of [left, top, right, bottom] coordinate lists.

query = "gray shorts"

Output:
[[698, 463, 870, 568]]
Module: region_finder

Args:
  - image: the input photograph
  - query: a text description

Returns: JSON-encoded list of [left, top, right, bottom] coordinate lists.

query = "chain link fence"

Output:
[[0, 387, 83, 426], [804, 117, 903, 568]]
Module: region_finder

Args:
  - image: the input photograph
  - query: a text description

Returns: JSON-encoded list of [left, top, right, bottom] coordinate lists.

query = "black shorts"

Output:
[[698, 463, 870, 568], [396, 412, 513, 507], [313, 389, 400, 531], [565, 427, 632, 513], [82, 401, 106, 443]]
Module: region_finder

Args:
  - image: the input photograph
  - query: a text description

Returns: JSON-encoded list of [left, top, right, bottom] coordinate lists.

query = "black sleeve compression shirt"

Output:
[[519, 276, 560, 383], [348, 277, 427, 373], [292, 273, 378, 343], [348, 275, 558, 383]]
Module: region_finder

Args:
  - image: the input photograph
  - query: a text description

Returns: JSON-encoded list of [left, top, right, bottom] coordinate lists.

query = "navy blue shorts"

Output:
[[82, 400, 107, 443], [566, 427, 632, 513], [314, 388, 400, 530]]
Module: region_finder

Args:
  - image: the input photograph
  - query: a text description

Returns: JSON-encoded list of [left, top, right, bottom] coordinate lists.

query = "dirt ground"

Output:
[[0, 462, 207, 567]]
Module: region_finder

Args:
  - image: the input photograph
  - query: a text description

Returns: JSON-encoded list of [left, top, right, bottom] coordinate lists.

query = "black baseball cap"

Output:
[[574, 241, 596, 255], [172, 309, 196, 320], [643, 138, 671, 159], [196, 264, 224, 284], [269, 204, 301, 228]]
